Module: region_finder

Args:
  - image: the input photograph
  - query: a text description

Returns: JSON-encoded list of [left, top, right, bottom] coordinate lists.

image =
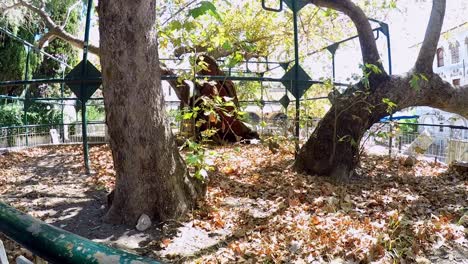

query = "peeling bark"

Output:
[[192, 55, 259, 142]]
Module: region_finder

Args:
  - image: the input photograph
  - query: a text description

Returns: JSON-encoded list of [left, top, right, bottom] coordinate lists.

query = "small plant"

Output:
[[181, 139, 215, 182], [378, 211, 415, 263]]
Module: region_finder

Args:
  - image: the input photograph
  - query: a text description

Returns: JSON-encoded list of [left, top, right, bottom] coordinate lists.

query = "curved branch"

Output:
[[161, 0, 198, 26], [18, 0, 100, 55], [421, 76, 468, 119], [310, 0, 383, 71], [414, 0, 446, 73], [37, 30, 57, 48], [61, 0, 82, 28]]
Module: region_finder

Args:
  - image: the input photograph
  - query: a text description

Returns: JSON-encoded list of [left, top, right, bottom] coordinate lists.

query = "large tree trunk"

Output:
[[164, 55, 259, 142], [295, 73, 468, 181], [98, 0, 204, 225], [192, 55, 259, 142]]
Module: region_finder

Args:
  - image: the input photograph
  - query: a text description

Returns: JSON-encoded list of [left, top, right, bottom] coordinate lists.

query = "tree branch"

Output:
[[414, 0, 446, 73], [37, 30, 57, 48], [61, 0, 82, 28], [310, 0, 383, 72], [422, 76, 468, 119], [17, 0, 100, 54], [161, 0, 198, 26]]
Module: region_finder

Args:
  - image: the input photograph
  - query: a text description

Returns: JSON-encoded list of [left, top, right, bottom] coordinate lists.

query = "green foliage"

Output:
[[0, 103, 23, 126], [379, 211, 415, 262], [395, 118, 418, 133], [0, 102, 62, 127], [0, 24, 41, 95], [382, 98, 397, 113], [0, 0, 80, 97], [294, 81, 334, 120], [35, 0, 80, 81], [409, 73, 428, 92], [81, 105, 105, 121], [182, 139, 215, 181], [158, 0, 398, 65], [359, 63, 383, 89], [189, 1, 222, 21]]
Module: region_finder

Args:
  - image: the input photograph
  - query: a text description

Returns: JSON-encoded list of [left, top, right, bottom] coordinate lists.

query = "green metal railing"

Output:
[[0, 202, 161, 264]]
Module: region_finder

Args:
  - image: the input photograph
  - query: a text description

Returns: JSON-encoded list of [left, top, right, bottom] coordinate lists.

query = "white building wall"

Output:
[[433, 23, 468, 86]]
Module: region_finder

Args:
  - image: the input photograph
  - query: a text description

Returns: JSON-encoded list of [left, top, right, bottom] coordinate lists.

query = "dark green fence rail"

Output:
[[0, 202, 161, 264]]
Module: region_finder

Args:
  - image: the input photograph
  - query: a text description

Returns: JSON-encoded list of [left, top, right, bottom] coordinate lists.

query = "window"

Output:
[[453, 78, 460, 87], [449, 41, 460, 64], [436, 48, 444, 67]]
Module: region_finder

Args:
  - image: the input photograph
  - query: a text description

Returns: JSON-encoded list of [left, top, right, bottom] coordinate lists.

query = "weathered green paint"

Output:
[[0, 202, 162, 264]]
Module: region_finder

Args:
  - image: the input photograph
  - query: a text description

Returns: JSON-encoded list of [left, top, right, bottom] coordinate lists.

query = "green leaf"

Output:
[[186, 154, 200, 165], [382, 98, 397, 113], [183, 112, 194, 119], [222, 41, 233, 51], [189, 1, 222, 21]]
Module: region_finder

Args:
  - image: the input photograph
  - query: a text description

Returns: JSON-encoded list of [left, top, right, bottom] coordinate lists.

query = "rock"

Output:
[[136, 214, 152, 231], [404, 155, 417, 167]]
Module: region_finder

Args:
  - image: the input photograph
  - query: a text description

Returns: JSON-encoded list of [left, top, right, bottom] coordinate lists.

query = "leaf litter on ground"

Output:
[[0, 143, 466, 263]]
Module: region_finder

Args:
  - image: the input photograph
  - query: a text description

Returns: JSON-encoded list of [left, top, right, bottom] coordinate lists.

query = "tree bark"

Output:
[[193, 55, 259, 142], [98, 0, 203, 225]]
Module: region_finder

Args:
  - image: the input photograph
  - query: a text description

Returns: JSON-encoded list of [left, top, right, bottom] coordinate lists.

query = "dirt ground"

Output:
[[0, 144, 467, 263]]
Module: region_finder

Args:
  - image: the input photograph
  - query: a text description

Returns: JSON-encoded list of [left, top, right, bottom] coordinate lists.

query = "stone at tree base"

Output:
[[404, 155, 417, 167], [136, 214, 152, 231]]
